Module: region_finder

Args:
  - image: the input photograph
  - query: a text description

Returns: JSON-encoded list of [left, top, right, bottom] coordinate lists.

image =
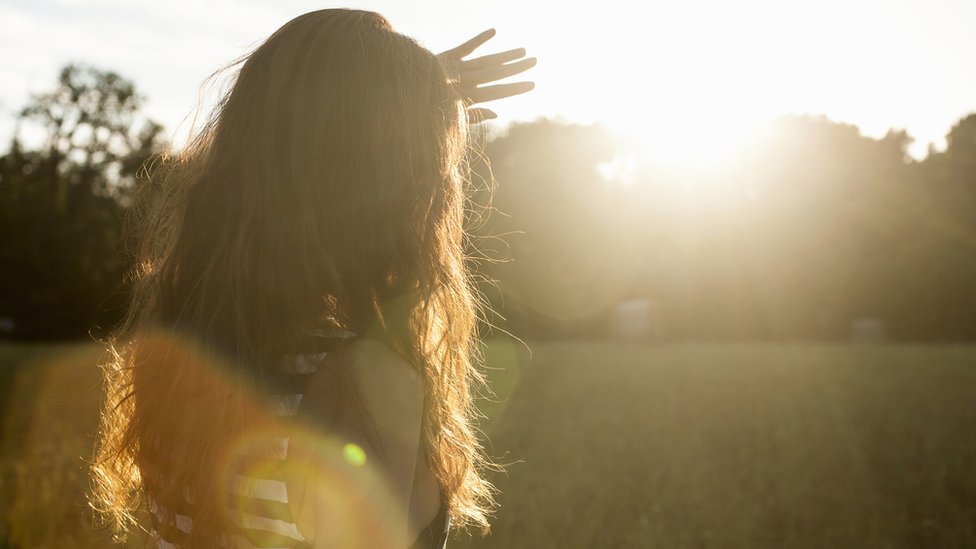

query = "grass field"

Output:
[[1, 341, 974, 548]]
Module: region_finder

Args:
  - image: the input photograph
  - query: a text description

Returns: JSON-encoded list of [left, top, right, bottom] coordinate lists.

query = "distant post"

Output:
[[849, 317, 887, 343], [614, 298, 664, 342]]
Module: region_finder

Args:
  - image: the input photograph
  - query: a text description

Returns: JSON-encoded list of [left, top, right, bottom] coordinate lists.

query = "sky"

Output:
[[1, 0, 975, 162]]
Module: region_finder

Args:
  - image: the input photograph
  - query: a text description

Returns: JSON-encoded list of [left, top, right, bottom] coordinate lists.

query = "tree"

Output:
[[473, 120, 646, 337], [477, 115, 976, 342], [0, 65, 165, 340], [18, 64, 165, 203]]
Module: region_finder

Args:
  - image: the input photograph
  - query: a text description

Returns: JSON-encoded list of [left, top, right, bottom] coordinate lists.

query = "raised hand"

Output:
[[438, 29, 536, 123]]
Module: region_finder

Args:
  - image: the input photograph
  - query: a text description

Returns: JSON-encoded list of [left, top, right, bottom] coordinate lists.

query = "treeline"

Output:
[[476, 117, 976, 341], [0, 66, 164, 340], [1, 65, 974, 341]]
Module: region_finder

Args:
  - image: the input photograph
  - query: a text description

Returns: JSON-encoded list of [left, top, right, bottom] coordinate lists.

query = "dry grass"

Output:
[[0, 343, 137, 548], [464, 342, 976, 548], [1, 342, 974, 548]]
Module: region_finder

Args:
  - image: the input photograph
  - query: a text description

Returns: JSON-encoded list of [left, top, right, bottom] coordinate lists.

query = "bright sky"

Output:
[[2, 0, 975, 162]]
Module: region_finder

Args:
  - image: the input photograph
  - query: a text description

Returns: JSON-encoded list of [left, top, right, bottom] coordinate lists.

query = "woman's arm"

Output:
[[291, 339, 434, 548]]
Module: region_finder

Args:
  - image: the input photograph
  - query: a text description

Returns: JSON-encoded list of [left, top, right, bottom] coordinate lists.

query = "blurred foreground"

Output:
[[1, 342, 973, 548]]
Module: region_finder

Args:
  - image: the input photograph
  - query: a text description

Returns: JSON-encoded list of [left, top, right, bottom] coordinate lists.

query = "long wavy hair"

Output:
[[91, 8, 494, 546]]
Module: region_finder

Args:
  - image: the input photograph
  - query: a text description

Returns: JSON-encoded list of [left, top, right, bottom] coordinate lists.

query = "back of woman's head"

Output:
[[92, 9, 493, 546], [168, 9, 468, 345]]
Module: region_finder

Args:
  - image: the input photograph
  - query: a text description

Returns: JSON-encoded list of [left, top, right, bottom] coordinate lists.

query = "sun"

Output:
[[513, 0, 922, 172], [542, 32, 781, 172], [615, 112, 761, 172]]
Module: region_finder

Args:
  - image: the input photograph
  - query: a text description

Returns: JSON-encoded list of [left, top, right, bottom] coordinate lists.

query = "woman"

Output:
[[91, 9, 534, 548]]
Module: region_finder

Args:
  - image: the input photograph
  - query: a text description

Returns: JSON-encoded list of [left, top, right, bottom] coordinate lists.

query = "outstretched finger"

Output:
[[462, 48, 528, 70], [439, 29, 496, 59], [469, 81, 535, 104], [466, 107, 498, 123], [462, 57, 537, 86]]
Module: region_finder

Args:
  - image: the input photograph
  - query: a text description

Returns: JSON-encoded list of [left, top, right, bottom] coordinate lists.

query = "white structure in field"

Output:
[[849, 317, 887, 342], [614, 298, 664, 341]]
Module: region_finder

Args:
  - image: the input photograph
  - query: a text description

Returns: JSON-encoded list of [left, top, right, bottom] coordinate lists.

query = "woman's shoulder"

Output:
[[343, 338, 424, 427], [299, 335, 423, 429], [343, 338, 420, 385], [302, 329, 411, 369], [285, 335, 433, 548]]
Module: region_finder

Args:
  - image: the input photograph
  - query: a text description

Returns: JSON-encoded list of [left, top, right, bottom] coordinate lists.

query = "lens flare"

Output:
[[342, 443, 367, 467], [212, 393, 408, 547]]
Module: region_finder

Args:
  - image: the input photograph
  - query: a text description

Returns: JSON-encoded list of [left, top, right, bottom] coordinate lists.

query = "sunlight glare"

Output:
[[529, 0, 965, 169]]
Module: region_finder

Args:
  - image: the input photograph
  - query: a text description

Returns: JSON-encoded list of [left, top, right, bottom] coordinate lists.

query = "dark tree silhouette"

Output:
[[0, 65, 165, 340], [478, 115, 976, 342]]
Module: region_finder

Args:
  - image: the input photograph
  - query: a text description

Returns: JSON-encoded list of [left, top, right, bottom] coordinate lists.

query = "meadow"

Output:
[[1, 342, 974, 548]]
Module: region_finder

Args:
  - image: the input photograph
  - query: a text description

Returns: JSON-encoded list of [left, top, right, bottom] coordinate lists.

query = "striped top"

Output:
[[148, 331, 450, 549]]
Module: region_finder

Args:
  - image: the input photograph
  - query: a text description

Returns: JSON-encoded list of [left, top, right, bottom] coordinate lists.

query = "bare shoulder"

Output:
[[302, 337, 421, 395], [299, 337, 423, 433], [324, 338, 426, 451], [343, 338, 423, 406], [344, 338, 419, 380], [287, 338, 429, 548]]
